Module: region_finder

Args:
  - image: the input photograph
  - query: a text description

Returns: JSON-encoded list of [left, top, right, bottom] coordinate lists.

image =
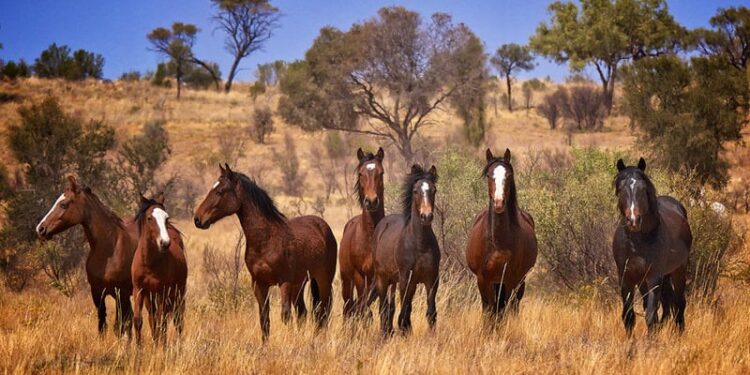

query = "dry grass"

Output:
[[2, 79, 750, 374]]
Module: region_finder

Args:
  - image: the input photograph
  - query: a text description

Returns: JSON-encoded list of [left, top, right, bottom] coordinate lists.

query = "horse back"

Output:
[[289, 215, 338, 270], [657, 195, 693, 249]]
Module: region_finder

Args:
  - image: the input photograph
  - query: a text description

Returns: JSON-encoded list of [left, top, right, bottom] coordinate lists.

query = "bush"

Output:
[[119, 70, 141, 81], [201, 233, 252, 311], [0, 59, 31, 79], [521, 78, 546, 109], [249, 82, 266, 102], [272, 133, 306, 197], [33, 44, 104, 80], [536, 88, 567, 129], [249, 107, 275, 144], [151, 63, 170, 87], [565, 85, 604, 130]]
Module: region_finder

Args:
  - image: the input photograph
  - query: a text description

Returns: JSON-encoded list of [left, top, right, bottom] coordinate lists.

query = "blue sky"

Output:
[[0, 0, 746, 81]]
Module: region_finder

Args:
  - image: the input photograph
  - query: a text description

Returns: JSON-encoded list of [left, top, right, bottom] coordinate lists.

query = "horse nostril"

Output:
[[193, 217, 201, 228]]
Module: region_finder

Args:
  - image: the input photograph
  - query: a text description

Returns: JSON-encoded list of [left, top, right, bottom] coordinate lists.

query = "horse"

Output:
[[35, 176, 137, 337], [466, 148, 537, 322], [370, 164, 440, 336], [193, 164, 337, 341], [131, 193, 187, 345], [612, 158, 692, 335], [339, 147, 385, 319]]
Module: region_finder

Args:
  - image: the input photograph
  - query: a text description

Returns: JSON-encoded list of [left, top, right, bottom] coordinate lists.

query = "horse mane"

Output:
[[134, 196, 159, 229], [81, 187, 125, 229], [614, 167, 659, 214], [482, 158, 519, 225], [235, 172, 287, 223], [401, 164, 438, 220], [353, 152, 379, 206]]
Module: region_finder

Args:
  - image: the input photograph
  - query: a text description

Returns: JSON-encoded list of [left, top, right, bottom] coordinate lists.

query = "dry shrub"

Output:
[[249, 106, 274, 144], [565, 85, 605, 130], [201, 232, 252, 311], [272, 133, 306, 197], [536, 87, 567, 129]]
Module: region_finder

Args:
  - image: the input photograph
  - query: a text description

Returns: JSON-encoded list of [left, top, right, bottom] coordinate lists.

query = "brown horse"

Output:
[[613, 158, 692, 335], [371, 164, 440, 336], [193, 164, 337, 341], [339, 147, 385, 318], [36, 176, 137, 336], [467, 149, 537, 322], [131, 193, 187, 345]]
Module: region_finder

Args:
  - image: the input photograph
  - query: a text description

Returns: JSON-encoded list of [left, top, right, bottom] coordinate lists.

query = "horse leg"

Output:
[[660, 275, 676, 324], [495, 283, 508, 318], [280, 282, 293, 325], [477, 277, 497, 326], [146, 296, 159, 344], [620, 283, 636, 336], [509, 281, 526, 314], [119, 292, 134, 339], [644, 278, 662, 335], [91, 288, 107, 336], [173, 294, 186, 338], [293, 281, 308, 326], [376, 278, 393, 337], [315, 277, 333, 329], [341, 271, 355, 319], [425, 276, 439, 330], [253, 282, 271, 342], [671, 265, 688, 332], [397, 271, 417, 334], [133, 289, 144, 345]]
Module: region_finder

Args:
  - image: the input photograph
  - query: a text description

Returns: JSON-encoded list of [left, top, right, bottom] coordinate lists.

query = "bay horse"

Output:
[[339, 147, 385, 319], [466, 149, 537, 322], [193, 164, 337, 341], [613, 158, 692, 335], [131, 193, 187, 345], [36, 176, 137, 336], [371, 164, 440, 336]]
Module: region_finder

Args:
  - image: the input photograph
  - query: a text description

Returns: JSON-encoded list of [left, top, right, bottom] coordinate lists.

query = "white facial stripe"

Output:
[[630, 202, 636, 222], [151, 208, 170, 245], [366, 162, 376, 170], [37, 194, 65, 232], [628, 178, 637, 222], [421, 182, 431, 208], [212, 181, 220, 189], [493, 165, 507, 201]]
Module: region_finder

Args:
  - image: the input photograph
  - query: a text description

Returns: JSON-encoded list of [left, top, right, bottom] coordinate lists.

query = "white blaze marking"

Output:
[[628, 178, 637, 222], [152, 208, 170, 246], [366, 162, 376, 170], [421, 182, 430, 209], [212, 181, 220, 189], [36, 194, 65, 233], [493, 165, 507, 201], [630, 202, 636, 223]]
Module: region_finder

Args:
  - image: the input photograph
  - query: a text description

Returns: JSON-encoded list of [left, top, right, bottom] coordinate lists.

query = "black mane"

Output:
[[135, 196, 160, 228], [401, 164, 438, 219], [483, 157, 518, 224], [614, 167, 659, 213], [354, 152, 379, 206], [236, 172, 286, 223]]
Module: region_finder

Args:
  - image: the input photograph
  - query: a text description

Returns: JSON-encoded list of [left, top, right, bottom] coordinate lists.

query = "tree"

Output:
[[72, 49, 104, 79], [530, 0, 684, 114], [249, 106, 275, 144], [622, 54, 747, 187], [116, 119, 172, 198], [490, 43, 535, 112], [212, 0, 281, 93], [537, 87, 568, 129], [147, 23, 221, 98], [450, 33, 489, 146], [690, 6, 750, 71], [33, 44, 104, 80], [1, 59, 30, 79], [279, 7, 487, 163], [521, 78, 546, 109]]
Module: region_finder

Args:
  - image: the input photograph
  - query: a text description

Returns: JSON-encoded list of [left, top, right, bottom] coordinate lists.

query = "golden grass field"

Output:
[[1, 79, 750, 374]]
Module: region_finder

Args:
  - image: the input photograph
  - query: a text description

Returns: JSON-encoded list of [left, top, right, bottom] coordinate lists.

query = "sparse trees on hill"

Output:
[[33, 43, 104, 80], [1, 59, 31, 79], [279, 7, 487, 163], [530, 0, 685, 114], [491, 43, 535, 112], [690, 6, 750, 71], [212, 0, 281, 93], [521, 78, 546, 110], [537, 87, 567, 129]]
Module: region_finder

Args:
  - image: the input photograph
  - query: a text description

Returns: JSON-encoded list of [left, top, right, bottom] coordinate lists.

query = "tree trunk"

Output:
[[506, 75, 513, 112], [192, 58, 221, 91], [176, 70, 182, 100], [224, 56, 242, 93]]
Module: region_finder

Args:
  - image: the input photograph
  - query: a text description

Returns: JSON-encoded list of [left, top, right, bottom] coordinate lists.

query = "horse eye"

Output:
[[60, 203, 69, 209]]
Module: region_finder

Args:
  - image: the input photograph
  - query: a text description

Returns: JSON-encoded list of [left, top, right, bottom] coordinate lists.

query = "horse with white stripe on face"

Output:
[[131, 193, 187, 346], [612, 158, 692, 335], [36, 176, 138, 337], [467, 148, 537, 324]]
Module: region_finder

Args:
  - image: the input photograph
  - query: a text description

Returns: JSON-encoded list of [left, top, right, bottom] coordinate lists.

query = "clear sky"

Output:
[[0, 0, 747, 81]]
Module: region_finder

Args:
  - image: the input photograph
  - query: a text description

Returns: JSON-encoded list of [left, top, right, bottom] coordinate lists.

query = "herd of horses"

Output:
[[33, 147, 692, 345]]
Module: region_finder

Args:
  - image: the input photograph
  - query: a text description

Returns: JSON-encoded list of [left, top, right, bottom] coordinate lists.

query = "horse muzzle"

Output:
[[625, 216, 643, 232], [420, 212, 433, 225], [493, 199, 505, 214], [193, 217, 211, 230], [36, 225, 54, 241], [364, 197, 380, 212]]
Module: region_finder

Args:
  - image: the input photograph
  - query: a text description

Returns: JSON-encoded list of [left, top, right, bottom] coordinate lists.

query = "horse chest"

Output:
[[484, 248, 513, 274]]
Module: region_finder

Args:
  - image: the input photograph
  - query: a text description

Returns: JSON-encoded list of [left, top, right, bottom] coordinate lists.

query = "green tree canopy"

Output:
[[690, 6, 750, 71], [530, 0, 684, 113], [491, 43, 535, 112]]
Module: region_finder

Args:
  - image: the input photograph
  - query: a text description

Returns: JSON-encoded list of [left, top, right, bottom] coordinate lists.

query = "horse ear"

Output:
[[156, 192, 165, 205], [139, 193, 149, 205], [637, 157, 646, 171], [67, 175, 78, 193], [503, 148, 511, 162], [411, 164, 421, 174], [376, 147, 384, 161], [429, 165, 438, 179], [356, 148, 365, 162], [616, 159, 626, 172], [485, 148, 494, 162], [224, 163, 233, 174], [219, 163, 226, 175]]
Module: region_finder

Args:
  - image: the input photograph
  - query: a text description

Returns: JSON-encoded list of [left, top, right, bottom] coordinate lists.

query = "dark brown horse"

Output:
[[193, 164, 337, 341], [36, 176, 137, 336], [339, 147, 385, 318], [467, 149, 537, 322], [371, 164, 440, 336], [613, 158, 692, 335], [132, 193, 187, 345]]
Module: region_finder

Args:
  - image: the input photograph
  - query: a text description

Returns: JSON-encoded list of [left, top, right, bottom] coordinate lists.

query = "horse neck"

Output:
[[81, 197, 126, 254], [360, 204, 385, 231], [137, 231, 164, 266], [489, 207, 514, 247], [237, 200, 285, 253], [405, 210, 430, 251]]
